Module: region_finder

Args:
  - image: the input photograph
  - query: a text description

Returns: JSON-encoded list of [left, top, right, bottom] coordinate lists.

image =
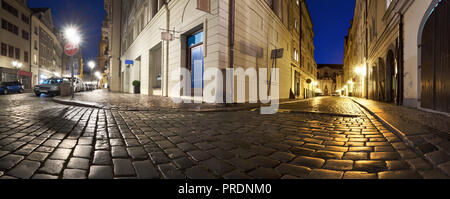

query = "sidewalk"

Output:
[[351, 97, 450, 175], [52, 89, 300, 112]]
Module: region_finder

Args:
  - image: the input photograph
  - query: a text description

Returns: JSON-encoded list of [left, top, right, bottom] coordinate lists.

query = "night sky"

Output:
[[26, 0, 355, 70], [27, 0, 105, 73], [306, 0, 356, 64]]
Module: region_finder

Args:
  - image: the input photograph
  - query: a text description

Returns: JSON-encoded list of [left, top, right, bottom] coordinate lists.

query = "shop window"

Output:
[[15, 48, 20, 59]]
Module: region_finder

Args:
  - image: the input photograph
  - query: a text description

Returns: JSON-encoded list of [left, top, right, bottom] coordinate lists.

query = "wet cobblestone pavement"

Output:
[[0, 94, 448, 179]]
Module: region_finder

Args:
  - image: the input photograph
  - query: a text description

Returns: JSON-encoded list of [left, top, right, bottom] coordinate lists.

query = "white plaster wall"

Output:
[[403, 0, 433, 107]]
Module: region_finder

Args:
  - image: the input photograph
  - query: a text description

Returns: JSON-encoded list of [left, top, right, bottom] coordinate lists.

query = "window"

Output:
[[34, 26, 38, 35], [8, 45, 14, 58], [24, 51, 28, 63], [1, 0, 18, 17], [1, 19, 6, 29], [15, 48, 20, 59], [22, 30, 29, 40], [21, 14, 29, 24], [1, 43, 6, 56], [34, 40, 38, 50]]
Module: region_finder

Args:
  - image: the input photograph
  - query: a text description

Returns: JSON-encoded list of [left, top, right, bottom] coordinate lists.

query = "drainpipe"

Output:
[[398, 13, 404, 106], [365, 0, 369, 99], [164, 3, 170, 97], [228, 0, 235, 103]]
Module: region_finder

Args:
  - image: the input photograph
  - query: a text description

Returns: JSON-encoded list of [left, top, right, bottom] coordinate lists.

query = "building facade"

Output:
[[316, 64, 343, 96], [344, 0, 449, 113], [104, 0, 317, 102], [0, 0, 32, 89], [30, 8, 63, 86]]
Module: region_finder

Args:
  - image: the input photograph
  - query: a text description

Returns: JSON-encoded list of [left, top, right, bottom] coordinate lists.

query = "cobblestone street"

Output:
[[0, 94, 448, 179]]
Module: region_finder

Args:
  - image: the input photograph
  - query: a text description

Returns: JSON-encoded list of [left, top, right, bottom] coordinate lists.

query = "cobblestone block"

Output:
[[343, 171, 377, 179], [291, 147, 315, 156], [88, 165, 114, 179], [78, 137, 93, 145], [187, 150, 212, 162], [113, 159, 136, 176], [249, 156, 280, 168], [223, 170, 252, 179], [354, 160, 387, 173], [39, 159, 64, 175], [270, 152, 295, 163], [200, 158, 235, 176], [127, 147, 148, 160], [378, 170, 422, 179], [343, 152, 368, 160], [324, 159, 354, 171], [67, 157, 90, 170], [42, 140, 61, 147], [248, 168, 281, 179], [50, 148, 72, 160], [149, 151, 170, 164], [374, 146, 395, 152], [275, 163, 311, 178], [73, 145, 92, 158], [313, 150, 344, 159], [232, 148, 258, 159], [111, 146, 129, 158], [59, 140, 77, 149], [177, 142, 196, 152], [185, 166, 216, 179], [437, 161, 450, 176], [308, 169, 343, 179], [173, 157, 196, 169], [291, 156, 325, 168], [0, 154, 24, 170], [370, 152, 400, 160], [63, 169, 87, 179], [32, 174, 58, 179], [397, 149, 419, 159], [406, 158, 433, 170], [207, 148, 235, 160], [7, 160, 40, 179], [418, 169, 449, 179], [133, 160, 160, 179], [424, 150, 450, 166], [228, 157, 258, 172], [93, 151, 112, 165], [157, 163, 185, 179]]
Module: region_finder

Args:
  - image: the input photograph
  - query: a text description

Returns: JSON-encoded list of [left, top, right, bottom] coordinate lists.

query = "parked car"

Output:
[[34, 78, 66, 96], [0, 81, 24, 95]]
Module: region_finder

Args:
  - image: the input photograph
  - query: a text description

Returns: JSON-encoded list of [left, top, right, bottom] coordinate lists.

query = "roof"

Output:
[[317, 64, 344, 70], [31, 8, 50, 13]]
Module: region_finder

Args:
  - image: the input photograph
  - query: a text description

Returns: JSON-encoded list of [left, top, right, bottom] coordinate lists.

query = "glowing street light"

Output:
[[64, 26, 82, 45], [355, 66, 366, 77]]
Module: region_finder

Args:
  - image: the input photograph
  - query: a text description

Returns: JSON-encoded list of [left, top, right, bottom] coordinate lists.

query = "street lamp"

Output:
[[12, 61, 23, 81], [95, 71, 101, 89], [88, 61, 95, 91], [64, 26, 82, 99]]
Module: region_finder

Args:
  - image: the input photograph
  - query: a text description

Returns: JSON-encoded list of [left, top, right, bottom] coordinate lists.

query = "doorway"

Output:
[[386, 50, 397, 103], [187, 30, 204, 97], [420, 0, 449, 113]]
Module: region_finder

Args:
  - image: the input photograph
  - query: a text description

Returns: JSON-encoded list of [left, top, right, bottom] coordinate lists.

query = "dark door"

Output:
[[421, 0, 449, 112]]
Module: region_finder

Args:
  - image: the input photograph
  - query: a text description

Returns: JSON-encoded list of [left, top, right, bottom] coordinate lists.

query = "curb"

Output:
[[52, 97, 104, 109], [351, 98, 450, 177]]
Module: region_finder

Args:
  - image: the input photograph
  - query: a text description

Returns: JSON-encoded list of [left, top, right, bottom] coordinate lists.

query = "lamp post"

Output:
[[12, 61, 23, 82], [64, 26, 81, 99], [95, 71, 101, 89], [88, 61, 95, 91]]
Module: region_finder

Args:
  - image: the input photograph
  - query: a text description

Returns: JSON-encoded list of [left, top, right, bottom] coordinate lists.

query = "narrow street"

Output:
[[0, 94, 446, 179]]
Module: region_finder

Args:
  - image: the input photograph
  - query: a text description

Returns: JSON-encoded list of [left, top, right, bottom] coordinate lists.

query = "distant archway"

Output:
[[385, 50, 396, 103]]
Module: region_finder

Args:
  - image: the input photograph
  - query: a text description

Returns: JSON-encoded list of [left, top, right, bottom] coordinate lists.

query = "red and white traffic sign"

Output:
[[64, 42, 79, 56]]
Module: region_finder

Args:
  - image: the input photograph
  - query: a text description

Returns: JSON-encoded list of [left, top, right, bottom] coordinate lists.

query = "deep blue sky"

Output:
[[306, 0, 355, 64], [27, 0, 105, 73], [26, 0, 355, 68]]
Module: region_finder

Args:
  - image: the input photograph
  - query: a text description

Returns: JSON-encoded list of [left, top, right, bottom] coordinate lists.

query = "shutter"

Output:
[[197, 0, 210, 13]]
